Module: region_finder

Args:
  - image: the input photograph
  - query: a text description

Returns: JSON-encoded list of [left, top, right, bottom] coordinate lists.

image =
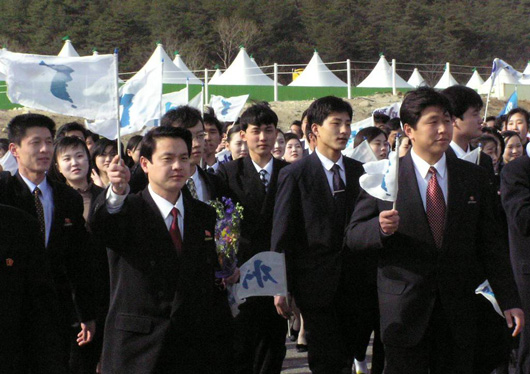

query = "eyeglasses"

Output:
[[192, 132, 206, 141]]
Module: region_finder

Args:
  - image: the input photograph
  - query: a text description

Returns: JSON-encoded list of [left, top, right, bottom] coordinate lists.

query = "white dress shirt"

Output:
[[20, 174, 54, 246], [251, 157, 274, 185], [410, 148, 448, 211], [450, 141, 470, 158], [106, 184, 185, 239], [190, 166, 209, 202], [315, 147, 347, 194]]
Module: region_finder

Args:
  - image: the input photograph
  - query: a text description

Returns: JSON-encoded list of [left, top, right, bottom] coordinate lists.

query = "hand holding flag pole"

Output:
[[392, 133, 401, 210]]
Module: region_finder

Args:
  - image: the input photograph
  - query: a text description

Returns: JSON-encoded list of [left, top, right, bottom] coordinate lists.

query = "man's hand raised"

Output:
[[108, 155, 130, 195], [379, 209, 400, 235]]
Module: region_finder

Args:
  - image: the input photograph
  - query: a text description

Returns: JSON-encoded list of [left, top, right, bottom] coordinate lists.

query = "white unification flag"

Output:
[[373, 102, 401, 119], [490, 58, 522, 87], [475, 280, 504, 317], [162, 88, 188, 113], [234, 252, 288, 303], [344, 117, 373, 150], [359, 158, 398, 202], [343, 139, 378, 163], [461, 147, 481, 164], [0, 50, 117, 120], [87, 61, 163, 139], [209, 94, 249, 122], [188, 91, 203, 111], [0, 151, 17, 175]]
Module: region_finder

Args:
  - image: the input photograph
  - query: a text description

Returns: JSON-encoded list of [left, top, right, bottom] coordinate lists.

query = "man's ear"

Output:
[[403, 124, 414, 140], [311, 123, 319, 137], [140, 156, 149, 174], [8, 143, 18, 159]]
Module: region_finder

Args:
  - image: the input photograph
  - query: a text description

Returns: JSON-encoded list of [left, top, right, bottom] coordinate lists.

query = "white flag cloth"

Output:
[[345, 117, 373, 150], [188, 91, 203, 111], [162, 88, 188, 113], [373, 102, 401, 119], [460, 147, 481, 164], [359, 158, 398, 202], [209, 94, 249, 122], [343, 139, 378, 163], [491, 58, 522, 86], [234, 252, 288, 303], [475, 280, 504, 317], [0, 50, 117, 120], [87, 61, 163, 139], [0, 151, 17, 175]]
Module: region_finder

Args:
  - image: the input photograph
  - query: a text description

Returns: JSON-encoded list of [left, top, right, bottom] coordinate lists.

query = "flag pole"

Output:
[[200, 82, 204, 117], [483, 58, 498, 122], [113, 49, 122, 159], [477, 143, 482, 165], [160, 58, 164, 121], [392, 133, 401, 210]]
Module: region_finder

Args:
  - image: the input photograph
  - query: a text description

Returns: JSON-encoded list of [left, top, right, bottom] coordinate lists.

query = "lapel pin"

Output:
[[64, 218, 73, 227], [6, 258, 14, 267]]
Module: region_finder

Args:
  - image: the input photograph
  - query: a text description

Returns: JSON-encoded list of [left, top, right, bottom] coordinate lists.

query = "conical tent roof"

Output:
[[209, 68, 222, 84], [173, 52, 202, 84], [466, 70, 484, 90], [289, 51, 346, 87], [58, 39, 80, 57], [478, 68, 520, 94], [407, 68, 427, 87], [434, 68, 459, 89], [209, 47, 276, 86], [357, 55, 412, 88], [145, 44, 195, 85]]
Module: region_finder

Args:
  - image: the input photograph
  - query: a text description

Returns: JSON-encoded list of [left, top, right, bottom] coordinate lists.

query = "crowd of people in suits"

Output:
[[1, 85, 530, 374]]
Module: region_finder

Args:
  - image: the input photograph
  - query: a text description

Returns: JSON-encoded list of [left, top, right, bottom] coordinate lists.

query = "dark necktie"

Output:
[[186, 178, 199, 200], [331, 164, 346, 196], [169, 207, 183, 254], [426, 166, 446, 249], [259, 170, 269, 191], [206, 167, 215, 174], [33, 187, 46, 243]]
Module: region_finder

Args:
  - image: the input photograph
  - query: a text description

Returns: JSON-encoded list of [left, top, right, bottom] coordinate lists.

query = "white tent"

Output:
[[524, 62, 530, 75], [289, 51, 347, 87], [173, 52, 202, 84], [466, 70, 484, 90], [58, 39, 80, 57], [407, 68, 427, 87], [209, 67, 222, 84], [478, 68, 520, 95], [209, 47, 276, 86], [0, 46, 6, 80], [434, 63, 459, 89], [145, 44, 197, 85], [357, 55, 412, 88]]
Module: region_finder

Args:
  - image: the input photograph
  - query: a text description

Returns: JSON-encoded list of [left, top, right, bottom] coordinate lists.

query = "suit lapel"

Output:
[[443, 156, 467, 251], [308, 152, 335, 208], [13, 172, 36, 215], [396, 152, 437, 248], [141, 188, 176, 252], [241, 156, 267, 211], [343, 157, 361, 218]]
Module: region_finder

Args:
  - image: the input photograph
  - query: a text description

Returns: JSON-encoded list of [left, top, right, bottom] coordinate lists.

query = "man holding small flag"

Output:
[[345, 87, 523, 374]]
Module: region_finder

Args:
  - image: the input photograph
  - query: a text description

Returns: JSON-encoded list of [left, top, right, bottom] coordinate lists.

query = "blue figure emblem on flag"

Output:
[[221, 99, 232, 116], [39, 61, 77, 108], [242, 260, 278, 289], [120, 94, 135, 127], [381, 160, 392, 196]]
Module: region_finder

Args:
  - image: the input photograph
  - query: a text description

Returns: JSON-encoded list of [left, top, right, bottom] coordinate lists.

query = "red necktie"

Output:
[[169, 207, 183, 254], [426, 166, 446, 249]]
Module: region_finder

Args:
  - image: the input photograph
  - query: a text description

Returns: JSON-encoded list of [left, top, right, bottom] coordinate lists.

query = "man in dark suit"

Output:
[[0, 204, 68, 374], [0, 114, 96, 369], [272, 96, 365, 374], [90, 126, 232, 374], [345, 87, 523, 374], [217, 103, 289, 374], [501, 154, 530, 374], [441, 85, 495, 177]]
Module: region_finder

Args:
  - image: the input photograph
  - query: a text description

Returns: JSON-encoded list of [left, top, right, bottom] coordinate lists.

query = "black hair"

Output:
[[8, 113, 56, 145], [125, 135, 143, 168], [485, 116, 496, 123], [0, 138, 8, 152], [476, 134, 497, 149], [306, 96, 353, 128], [240, 103, 278, 131], [353, 126, 388, 148], [441, 85, 483, 120], [227, 125, 242, 143], [55, 122, 87, 141], [85, 130, 100, 143], [482, 127, 505, 156], [49, 136, 92, 185], [161, 105, 204, 129], [300, 109, 308, 123], [284, 132, 302, 146], [387, 117, 402, 131], [502, 130, 522, 144], [203, 111, 223, 135], [506, 107, 530, 125], [140, 126, 192, 162], [400, 87, 453, 129], [276, 128, 285, 139], [91, 138, 119, 176], [291, 120, 302, 127], [494, 115, 506, 132], [373, 113, 390, 124]]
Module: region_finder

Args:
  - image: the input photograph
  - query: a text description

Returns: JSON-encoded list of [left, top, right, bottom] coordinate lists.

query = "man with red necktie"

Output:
[[345, 87, 524, 374]]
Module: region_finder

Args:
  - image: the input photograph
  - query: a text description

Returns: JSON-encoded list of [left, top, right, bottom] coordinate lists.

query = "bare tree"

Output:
[[215, 16, 260, 68]]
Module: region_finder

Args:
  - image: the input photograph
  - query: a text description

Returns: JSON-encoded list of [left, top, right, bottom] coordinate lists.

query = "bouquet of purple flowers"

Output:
[[209, 197, 244, 279]]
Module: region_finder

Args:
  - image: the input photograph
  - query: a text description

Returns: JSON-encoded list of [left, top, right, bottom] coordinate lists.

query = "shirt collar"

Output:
[[450, 141, 469, 158], [410, 147, 447, 179], [315, 147, 345, 172], [251, 157, 274, 175], [148, 184, 184, 221], [20, 173, 51, 195], [190, 166, 201, 182]]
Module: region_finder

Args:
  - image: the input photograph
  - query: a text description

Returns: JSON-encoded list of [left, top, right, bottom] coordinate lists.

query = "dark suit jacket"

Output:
[[216, 156, 289, 265], [90, 188, 232, 374], [270, 152, 364, 310], [345, 152, 520, 348], [0, 172, 95, 325], [0, 204, 68, 374]]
